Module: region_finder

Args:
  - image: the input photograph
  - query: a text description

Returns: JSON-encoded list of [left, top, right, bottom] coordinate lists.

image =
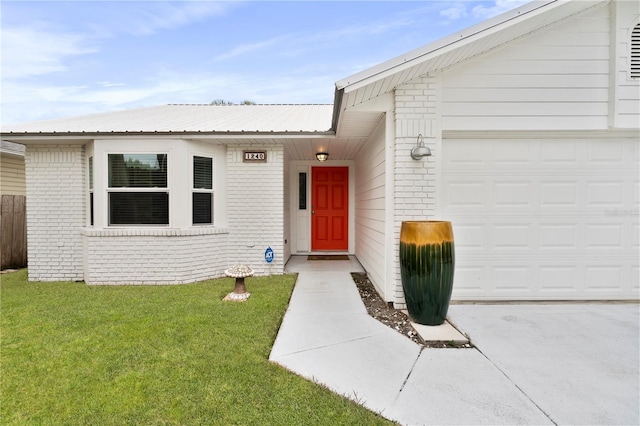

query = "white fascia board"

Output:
[[0, 132, 335, 144]]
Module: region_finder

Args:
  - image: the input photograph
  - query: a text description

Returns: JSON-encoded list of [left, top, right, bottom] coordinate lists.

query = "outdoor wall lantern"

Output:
[[316, 152, 329, 162], [411, 134, 432, 160]]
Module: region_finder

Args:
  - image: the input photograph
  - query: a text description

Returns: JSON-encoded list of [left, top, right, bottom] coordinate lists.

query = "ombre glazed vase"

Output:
[[400, 221, 455, 326]]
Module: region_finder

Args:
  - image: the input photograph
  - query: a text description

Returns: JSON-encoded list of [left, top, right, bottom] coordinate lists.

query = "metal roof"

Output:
[[1, 104, 334, 136]]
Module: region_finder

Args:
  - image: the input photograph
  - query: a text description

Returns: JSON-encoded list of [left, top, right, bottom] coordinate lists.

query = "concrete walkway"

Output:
[[270, 256, 640, 425]]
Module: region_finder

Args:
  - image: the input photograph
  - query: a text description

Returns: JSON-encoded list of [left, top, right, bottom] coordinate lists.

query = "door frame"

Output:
[[289, 161, 355, 254]]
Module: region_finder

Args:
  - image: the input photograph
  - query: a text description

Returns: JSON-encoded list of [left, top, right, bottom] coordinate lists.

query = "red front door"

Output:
[[312, 167, 348, 251]]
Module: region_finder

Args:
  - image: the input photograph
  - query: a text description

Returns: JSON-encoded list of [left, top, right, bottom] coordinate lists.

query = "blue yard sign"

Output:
[[264, 247, 274, 263]]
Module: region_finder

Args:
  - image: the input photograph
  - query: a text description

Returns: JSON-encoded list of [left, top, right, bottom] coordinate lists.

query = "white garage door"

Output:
[[441, 138, 639, 301]]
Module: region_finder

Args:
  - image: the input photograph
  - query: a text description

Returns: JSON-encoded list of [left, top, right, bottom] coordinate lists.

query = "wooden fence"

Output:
[[1, 195, 27, 270]]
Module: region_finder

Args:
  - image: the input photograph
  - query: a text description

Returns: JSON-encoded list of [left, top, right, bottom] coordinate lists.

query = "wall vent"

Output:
[[632, 23, 640, 78]]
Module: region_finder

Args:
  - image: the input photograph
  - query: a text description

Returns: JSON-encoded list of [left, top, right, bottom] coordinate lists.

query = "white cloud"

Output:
[[0, 70, 249, 124], [471, 0, 531, 20], [1, 27, 97, 79], [214, 11, 416, 63], [440, 3, 469, 21], [126, 2, 235, 36], [214, 34, 293, 61]]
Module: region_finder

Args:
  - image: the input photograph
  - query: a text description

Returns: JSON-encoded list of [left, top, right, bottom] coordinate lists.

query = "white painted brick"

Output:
[[226, 144, 285, 276], [25, 145, 85, 282], [391, 75, 442, 307], [26, 141, 286, 284]]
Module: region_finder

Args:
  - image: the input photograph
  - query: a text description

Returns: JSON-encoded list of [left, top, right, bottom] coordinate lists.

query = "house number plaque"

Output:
[[243, 151, 267, 162]]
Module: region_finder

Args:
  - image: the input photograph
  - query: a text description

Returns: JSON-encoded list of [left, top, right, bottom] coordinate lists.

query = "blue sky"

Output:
[[1, 0, 530, 125]]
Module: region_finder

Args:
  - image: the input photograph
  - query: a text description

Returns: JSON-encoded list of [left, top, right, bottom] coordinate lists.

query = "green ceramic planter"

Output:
[[400, 221, 455, 325]]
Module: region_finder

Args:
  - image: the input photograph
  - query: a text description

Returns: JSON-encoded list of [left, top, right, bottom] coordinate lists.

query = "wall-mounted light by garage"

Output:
[[316, 152, 329, 162], [410, 134, 432, 160]]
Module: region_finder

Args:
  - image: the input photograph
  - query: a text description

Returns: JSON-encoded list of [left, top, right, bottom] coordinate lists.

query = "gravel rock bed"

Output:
[[351, 272, 470, 348]]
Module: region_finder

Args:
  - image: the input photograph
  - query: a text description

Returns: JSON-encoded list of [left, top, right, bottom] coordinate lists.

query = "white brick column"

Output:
[[25, 145, 85, 281], [226, 144, 285, 275], [392, 75, 442, 308]]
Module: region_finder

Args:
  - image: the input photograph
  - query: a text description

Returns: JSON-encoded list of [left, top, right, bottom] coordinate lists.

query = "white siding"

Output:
[[226, 144, 285, 275], [1, 154, 26, 196], [612, 1, 640, 128], [26, 145, 85, 281], [442, 3, 612, 131], [354, 118, 386, 297]]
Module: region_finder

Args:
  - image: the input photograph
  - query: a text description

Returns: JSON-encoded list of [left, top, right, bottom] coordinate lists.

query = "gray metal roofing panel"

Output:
[[1, 104, 334, 135]]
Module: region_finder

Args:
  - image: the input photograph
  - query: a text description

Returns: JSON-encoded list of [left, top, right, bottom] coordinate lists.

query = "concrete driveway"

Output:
[[447, 303, 639, 425], [273, 257, 639, 425]]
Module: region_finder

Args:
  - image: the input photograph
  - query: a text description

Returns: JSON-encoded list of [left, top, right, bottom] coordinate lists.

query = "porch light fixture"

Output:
[[411, 134, 432, 160], [316, 152, 329, 162]]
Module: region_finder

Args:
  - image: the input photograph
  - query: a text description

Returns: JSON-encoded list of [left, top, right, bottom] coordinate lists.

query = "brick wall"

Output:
[[83, 229, 229, 284], [226, 144, 285, 275], [25, 141, 285, 284], [392, 76, 441, 307], [25, 145, 85, 281]]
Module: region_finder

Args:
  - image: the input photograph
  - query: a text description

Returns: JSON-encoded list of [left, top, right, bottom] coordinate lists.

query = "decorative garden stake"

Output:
[[400, 221, 455, 325], [223, 264, 254, 302]]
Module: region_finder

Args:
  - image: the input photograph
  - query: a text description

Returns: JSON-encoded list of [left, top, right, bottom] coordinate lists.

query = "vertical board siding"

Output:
[[442, 4, 612, 131], [355, 118, 386, 297], [0, 195, 27, 269]]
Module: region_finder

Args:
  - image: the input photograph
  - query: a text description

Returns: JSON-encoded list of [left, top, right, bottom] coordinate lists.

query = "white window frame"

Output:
[[88, 155, 94, 226], [106, 152, 170, 227], [191, 153, 215, 226]]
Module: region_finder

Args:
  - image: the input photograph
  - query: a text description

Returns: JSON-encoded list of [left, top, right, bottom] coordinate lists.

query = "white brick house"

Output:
[[2, 0, 639, 305]]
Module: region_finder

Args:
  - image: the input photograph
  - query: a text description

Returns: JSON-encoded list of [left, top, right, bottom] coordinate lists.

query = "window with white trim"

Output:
[[88, 156, 94, 226], [108, 154, 169, 225], [192, 155, 214, 225]]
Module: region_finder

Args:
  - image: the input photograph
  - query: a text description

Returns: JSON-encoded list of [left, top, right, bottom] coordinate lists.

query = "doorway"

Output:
[[311, 167, 348, 251]]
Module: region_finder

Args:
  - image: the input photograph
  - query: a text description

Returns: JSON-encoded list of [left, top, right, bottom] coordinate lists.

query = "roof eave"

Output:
[[0, 130, 336, 144], [330, 87, 345, 132]]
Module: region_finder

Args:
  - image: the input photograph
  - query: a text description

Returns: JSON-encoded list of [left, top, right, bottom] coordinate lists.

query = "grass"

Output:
[[1, 270, 393, 425]]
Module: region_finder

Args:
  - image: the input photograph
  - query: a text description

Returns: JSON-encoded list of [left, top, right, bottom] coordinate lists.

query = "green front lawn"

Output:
[[1, 270, 392, 425]]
